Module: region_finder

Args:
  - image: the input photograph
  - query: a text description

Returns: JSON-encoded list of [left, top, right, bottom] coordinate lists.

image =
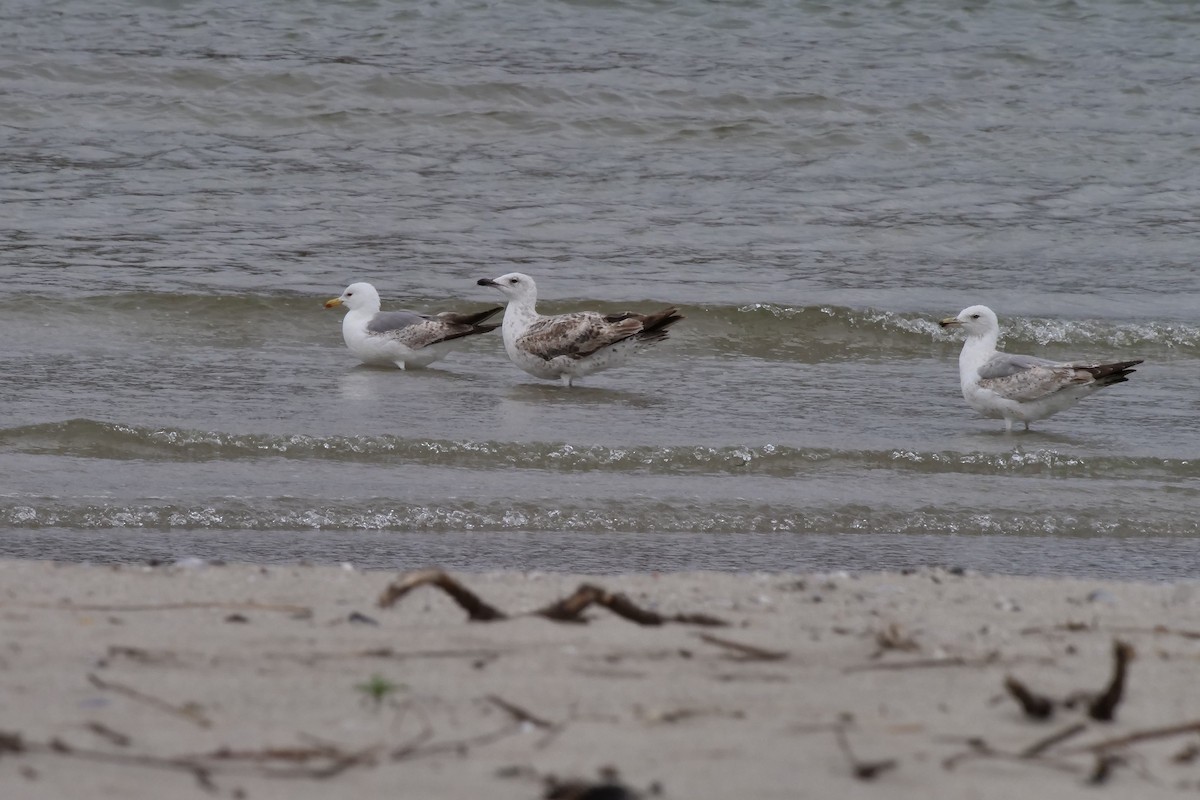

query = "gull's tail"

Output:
[[434, 307, 503, 341], [634, 307, 684, 346], [1079, 359, 1143, 387]]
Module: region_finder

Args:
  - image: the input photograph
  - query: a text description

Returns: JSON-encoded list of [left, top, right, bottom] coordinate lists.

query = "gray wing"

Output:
[[517, 312, 643, 361], [366, 310, 432, 334], [977, 353, 1090, 402], [365, 310, 469, 351], [976, 353, 1062, 379]]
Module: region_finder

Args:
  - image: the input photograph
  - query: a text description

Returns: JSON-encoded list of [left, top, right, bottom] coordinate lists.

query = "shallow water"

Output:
[[2, 0, 1199, 577]]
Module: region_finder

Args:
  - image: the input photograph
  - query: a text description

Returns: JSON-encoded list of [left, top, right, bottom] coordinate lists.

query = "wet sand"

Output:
[[1, 560, 1198, 799]]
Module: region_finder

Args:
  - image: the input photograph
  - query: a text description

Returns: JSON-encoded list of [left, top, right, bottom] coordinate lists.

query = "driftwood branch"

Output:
[[1005, 676, 1055, 720], [844, 653, 1053, 673], [695, 632, 788, 661], [1002, 638, 1134, 723], [88, 673, 212, 729], [1022, 623, 1200, 641], [0, 709, 528, 790], [377, 570, 507, 620], [834, 727, 897, 781], [941, 738, 1082, 775], [486, 694, 556, 730], [1019, 723, 1089, 758], [82, 721, 133, 748], [376, 570, 727, 627], [1087, 640, 1134, 722], [1060, 720, 1200, 756], [534, 584, 727, 626]]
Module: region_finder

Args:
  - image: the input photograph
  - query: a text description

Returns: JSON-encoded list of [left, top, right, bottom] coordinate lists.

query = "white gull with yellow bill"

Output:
[[939, 304, 1142, 432], [325, 282, 500, 370]]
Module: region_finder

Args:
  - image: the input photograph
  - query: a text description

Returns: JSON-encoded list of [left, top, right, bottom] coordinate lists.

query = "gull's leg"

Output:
[[560, 374, 573, 387], [1004, 418, 1014, 433]]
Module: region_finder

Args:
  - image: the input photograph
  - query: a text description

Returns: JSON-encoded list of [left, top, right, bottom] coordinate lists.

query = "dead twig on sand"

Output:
[[844, 653, 1056, 673], [1171, 742, 1200, 764], [1005, 676, 1055, 720], [377, 570, 507, 620], [544, 777, 644, 800], [946, 642, 1199, 784], [534, 584, 726, 627], [1059, 720, 1200, 756], [87, 673, 212, 729], [694, 632, 788, 661], [269, 646, 503, 667], [941, 738, 1082, 775], [200, 742, 381, 780], [82, 721, 133, 748], [485, 694, 565, 749], [833, 727, 897, 781], [104, 645, 187, 666], [846, 656, 975, 672], [486, 695, 556, 730], [0, 734, 220, 791], [945, 721, 1200, 781], [1022, 623, 1200, 641], [376, 570, 727, 627], [1087, 640, 1134, 722], [544, 766, 657, 800], [636, 706, 746, 725], [392, 719, 525, 761], [1001, 639, 1134, 723], [1019, 723, 1089, 758], [0, 711, 529, 791], [1087, 753, 1124, 785]]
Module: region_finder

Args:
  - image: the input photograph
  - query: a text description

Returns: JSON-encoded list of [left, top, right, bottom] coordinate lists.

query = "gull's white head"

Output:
[[477, 272, 537, 303], [324, 282, 381, 312], [939, 305, 999, 338]]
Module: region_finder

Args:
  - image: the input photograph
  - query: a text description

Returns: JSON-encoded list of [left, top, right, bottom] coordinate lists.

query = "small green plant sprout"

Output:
[[355, 673, 403, 710]]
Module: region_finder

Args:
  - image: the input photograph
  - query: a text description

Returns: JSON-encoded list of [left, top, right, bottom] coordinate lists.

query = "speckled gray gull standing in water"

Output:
[[477, 272, 683, 387], [325, 282, 500, 369], [939, 305, 1143, 432]]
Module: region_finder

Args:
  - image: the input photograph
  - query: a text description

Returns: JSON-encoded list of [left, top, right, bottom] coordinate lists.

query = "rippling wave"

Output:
[[19, 295, 1200, 360], [731, 304, 1200, 355], [1, 498, 1190, 537], [1, 419, 1193, 480]]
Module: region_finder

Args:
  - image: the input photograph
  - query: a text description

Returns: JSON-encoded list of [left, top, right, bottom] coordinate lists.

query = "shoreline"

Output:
[[1, 529, 1198, 582], [2, 560, 1199, 798]]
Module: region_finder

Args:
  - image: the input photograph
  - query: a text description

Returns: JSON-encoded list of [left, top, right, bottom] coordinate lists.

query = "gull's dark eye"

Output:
[[509, 278, 519, 284], [347, 292, 354, 296], [970, 314, 979, 319]]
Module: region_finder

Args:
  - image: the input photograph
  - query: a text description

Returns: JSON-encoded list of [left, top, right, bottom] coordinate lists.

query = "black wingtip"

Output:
[[635, 307, 684, 345], [442, 306, 503, 326], [1084, 359, 1143, 386]]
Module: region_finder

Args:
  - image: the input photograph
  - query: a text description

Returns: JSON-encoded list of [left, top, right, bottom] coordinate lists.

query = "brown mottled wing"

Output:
[[517, 312, 643, 361], [977, 353, 1091, 402]]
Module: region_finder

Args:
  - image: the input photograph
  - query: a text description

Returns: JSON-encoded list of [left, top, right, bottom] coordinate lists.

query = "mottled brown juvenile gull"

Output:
[[939, 305, 1142, 432], [476, 272, 683, 387], [324, 282, 500, 369]]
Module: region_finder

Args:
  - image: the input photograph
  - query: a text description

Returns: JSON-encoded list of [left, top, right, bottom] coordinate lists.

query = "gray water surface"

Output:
[[2, 0, 1199, 577]]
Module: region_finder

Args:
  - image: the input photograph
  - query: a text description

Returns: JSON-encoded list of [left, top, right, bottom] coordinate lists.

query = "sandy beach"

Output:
[[1, 560, 1199, 799]]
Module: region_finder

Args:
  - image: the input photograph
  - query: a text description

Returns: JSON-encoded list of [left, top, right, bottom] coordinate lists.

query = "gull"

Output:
[[324, 282, 500, 369], [939, 305, 1143, 432], [476, 272, 683, 386]]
